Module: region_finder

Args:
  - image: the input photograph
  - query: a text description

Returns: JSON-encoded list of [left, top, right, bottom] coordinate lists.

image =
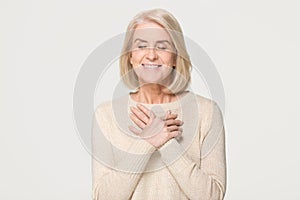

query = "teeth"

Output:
[[142, 64, 161, 69]]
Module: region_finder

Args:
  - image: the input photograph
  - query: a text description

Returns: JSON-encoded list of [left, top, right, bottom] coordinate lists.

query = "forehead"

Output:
[[132, 22, 171, 42]]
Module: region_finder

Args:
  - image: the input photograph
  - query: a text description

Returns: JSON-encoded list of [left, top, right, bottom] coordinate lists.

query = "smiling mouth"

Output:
[[142, 64, 162, 69]]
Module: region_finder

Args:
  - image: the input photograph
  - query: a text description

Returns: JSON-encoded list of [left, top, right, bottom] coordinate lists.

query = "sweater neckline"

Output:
[[128, 91, 191, 107]]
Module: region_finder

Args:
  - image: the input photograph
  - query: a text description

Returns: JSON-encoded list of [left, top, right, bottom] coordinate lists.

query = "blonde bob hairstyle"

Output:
[[119, 8, 192, 94]]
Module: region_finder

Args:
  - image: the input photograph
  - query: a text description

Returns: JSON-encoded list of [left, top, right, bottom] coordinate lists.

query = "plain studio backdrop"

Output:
[[1, 0, 299, 199]]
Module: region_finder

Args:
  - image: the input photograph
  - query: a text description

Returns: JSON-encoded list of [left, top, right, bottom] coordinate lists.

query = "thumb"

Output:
[[164, 110, 171, 120]]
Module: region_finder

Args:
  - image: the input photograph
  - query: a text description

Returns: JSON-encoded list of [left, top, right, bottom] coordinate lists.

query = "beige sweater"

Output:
[[92, 91, 226, 200]]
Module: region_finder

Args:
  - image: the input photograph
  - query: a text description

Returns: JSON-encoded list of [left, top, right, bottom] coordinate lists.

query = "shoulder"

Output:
[[188, 92, 217, 114], [188, 92, 224, 132], [94, 95, 129, 117], [95, 100, 112, 116]]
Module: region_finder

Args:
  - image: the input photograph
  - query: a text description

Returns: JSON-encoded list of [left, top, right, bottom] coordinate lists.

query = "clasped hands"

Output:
[[128, 104, 184, 149]]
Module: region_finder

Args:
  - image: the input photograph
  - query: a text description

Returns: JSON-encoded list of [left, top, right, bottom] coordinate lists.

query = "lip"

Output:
[[141, 64, 162, 69]]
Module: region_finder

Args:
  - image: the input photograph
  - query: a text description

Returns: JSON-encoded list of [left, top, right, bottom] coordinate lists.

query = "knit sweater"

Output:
[[92, 91, 226, 200]]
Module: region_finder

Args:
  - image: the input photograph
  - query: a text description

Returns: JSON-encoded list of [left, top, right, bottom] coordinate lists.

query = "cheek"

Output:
[[161, 53, 176, 65], [130, 52, 143, 65]]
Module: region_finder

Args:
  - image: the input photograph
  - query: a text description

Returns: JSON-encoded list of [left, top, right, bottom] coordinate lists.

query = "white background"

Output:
[[1, 0, 300, 199]]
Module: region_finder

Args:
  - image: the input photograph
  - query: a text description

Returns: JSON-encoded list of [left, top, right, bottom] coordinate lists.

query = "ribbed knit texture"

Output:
[[92, 91, 226, 200]]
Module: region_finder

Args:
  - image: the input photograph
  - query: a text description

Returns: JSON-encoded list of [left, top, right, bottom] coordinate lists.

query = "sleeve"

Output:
[[159, 101, 226, 200], [92, 104, 156, 200]]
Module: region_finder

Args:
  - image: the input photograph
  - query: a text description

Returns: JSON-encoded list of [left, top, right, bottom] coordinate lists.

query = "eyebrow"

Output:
[[134, 38, 147, 43], [134, 38, 172, 45]]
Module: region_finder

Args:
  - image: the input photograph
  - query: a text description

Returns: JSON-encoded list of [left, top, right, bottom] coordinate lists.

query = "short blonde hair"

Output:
[[119, 8, 192, 94]]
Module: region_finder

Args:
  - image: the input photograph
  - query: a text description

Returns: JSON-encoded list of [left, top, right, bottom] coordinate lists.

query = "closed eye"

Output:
[[138, 45, 147, 49], [156, 46, 167, 50], [156, 42, 169, 50]]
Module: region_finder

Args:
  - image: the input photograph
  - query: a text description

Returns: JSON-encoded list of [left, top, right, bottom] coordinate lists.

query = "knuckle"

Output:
[[171, 131, 179, 137], [169, 131, 177, 138]]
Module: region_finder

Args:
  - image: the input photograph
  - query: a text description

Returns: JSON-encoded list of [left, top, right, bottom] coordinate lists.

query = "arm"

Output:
[[92, 104, 156, 200], [159, 102, 226, 200]]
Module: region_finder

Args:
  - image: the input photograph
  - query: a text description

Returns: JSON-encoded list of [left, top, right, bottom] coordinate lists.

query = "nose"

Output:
[[146, 47, 158, 60]]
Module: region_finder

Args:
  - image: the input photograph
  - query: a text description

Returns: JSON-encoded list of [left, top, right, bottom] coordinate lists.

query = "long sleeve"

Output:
[[159, 101, 226, 200], [92, 103, 156, 200]]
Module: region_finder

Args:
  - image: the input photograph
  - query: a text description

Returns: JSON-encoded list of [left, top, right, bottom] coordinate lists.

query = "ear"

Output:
[[129, 54, 133, 65], [172, 62, 176, 69], [172, 55, 176, 67]]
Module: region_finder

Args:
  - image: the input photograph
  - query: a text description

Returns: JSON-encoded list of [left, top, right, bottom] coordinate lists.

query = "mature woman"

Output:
[[92, 8, 226, 200]]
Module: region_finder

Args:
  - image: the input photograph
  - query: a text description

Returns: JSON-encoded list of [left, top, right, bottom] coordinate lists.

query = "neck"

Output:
[[133, 84, 176, 104]]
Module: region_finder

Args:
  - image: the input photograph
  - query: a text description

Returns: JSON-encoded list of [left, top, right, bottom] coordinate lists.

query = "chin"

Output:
[[138, 76, 173, 87]]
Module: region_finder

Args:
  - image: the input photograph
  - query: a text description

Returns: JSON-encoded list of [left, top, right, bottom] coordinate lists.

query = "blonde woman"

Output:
[[92, 8, 226, 200]]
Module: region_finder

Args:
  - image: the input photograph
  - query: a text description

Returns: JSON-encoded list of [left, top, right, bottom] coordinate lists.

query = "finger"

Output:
[[170, 129, 183, 140], [128, 125, 142, 135], [137, 104, 153, 118], [164, 112, 178, 120], [167, 125, 180, 132], [129, 113, 146, 129], [169, 130, 181, 138], [165, 119, 184, 126], [130, 106, 149, 125], [164, 110, 171, 120], [137, 104, 157, 126]]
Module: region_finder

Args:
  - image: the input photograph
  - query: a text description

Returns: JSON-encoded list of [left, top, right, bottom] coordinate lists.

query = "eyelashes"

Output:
[[137, 45, 168, 50]]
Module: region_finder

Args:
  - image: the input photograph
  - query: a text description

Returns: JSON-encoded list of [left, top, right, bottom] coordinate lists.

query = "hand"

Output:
[[128, 104, 184, 148]]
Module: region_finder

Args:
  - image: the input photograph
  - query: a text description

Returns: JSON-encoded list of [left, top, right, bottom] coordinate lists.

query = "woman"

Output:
[[92, 8, 226, 200]]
